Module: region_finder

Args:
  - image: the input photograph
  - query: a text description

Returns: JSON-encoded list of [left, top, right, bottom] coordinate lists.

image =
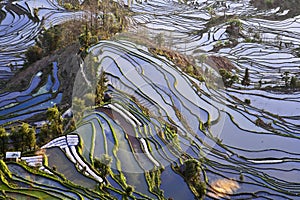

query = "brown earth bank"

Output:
[[206, 55, 237, 71], [4, 43, 81, 119]]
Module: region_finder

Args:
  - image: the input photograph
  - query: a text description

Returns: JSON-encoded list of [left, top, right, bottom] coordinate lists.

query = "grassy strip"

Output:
[[5, 189, 57, 200], [0, 160, 12, 179], [9, 162, 108, 199], [105, 117, 127, 187], [76, 121, 94, 163], [144, 168, 164, 199], [90, 114, 108, 156], [90, 122, 96, 166], [9, 174, 76, 200], [78, 113, 108, 157], [95, 115, 108, 154], [0, 168, 60, 199]]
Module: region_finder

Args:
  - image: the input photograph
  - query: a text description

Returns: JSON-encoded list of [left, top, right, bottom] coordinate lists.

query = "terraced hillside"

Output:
[[1, 0, 300, 199]]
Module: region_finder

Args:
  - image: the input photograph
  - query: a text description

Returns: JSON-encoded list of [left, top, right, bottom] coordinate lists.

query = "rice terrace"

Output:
[[0, 0, 300, 199]]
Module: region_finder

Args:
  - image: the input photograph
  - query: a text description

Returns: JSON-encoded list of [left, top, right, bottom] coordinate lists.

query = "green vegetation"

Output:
[[0, 123, 36, 154], [164, 123, 181, 150], [39, 105, 64, 145], [25, 23, 81, 65], [0, 127, 8, 155], [24, 45, 43, 64], [72, 71, 109, 122], [95, 71, 109, 106], [77, 0, 128, 53], [123, 185, 134, 198], [219, 68, 239, 87], [280, 71, 300, 89], [93, 154, 112, 177], [175, 159, 206, 199], [206, 6, 215, 18], [0, 160, 12, 179], [145, 167, 163, 198], [226, 18, 242, 38], [72, 97, 86, 121], [244, 99, 251, 105], [241, 68, 250, 86], [149, 47, 204, 82], [0, 161, 114, 199], [59, 0, 80, 10], [228, 18, 243, 29], [25, 0, 129, 64], [153, 33, 165, 47]]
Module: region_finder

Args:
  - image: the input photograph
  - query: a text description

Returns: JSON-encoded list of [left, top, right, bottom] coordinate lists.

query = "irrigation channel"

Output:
[[1, 0, 300, 199]]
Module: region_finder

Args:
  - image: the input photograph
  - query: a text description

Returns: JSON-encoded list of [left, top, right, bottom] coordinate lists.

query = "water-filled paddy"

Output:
[[1, 0, 300, 199]]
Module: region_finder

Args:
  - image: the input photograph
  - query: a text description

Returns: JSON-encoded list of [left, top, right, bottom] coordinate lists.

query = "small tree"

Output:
[[241, 68, 250, 86], [38, 106, 64, 144], [198, 54, 207, 68], [19, 123, 36, 150], [180, 159, 206, 198], [94, 154, 112, 177], [25, 45, 43, 64], [46, 105, 61, 121], [125, 185, 134, 197], [0, 127, 8, 154], [83, 93, 96, 107], [154, 33, 165, 47], [282, 71, 290, 87], [79, 25, 92, 48], [72, 97, 86, 120], [290, 76, 297, 89], [95, 71, 108, 106], [39, 26, 62, 54], [10, 127, 22, 151], [39, 124, 49, 144]]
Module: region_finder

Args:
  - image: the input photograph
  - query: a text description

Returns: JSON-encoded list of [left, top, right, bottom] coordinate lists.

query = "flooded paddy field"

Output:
[[0, 0, 300, 199]]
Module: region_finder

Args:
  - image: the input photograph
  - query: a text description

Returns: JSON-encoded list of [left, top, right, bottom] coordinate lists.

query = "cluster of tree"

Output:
[[255, 117, 273, 130], [25, 0, 129, 64], [226, 18, 243, 40], [219, 68, 239, 87], [57, 0, 80, 10], [93, 154, 112, 177], [282, 71, 299, 89], [25, 22, 82, 64], [176, 158, 206, 199], [72, 71, 109, 120], [0, 123, 36, 155], [93, 154, 136, 198], [38, 105, 64, 145], [78, 0, 128, 52], [0, 105, 70, 155]]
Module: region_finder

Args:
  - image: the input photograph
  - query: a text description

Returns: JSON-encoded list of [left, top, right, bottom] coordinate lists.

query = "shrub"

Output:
[[0, 160, 12, 178], [219, 68, 238, 87], [25, 45, 43, 64], [241, 68, 250, 86], [244, 99, 251, 104], [63, 3, 73, 10]]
